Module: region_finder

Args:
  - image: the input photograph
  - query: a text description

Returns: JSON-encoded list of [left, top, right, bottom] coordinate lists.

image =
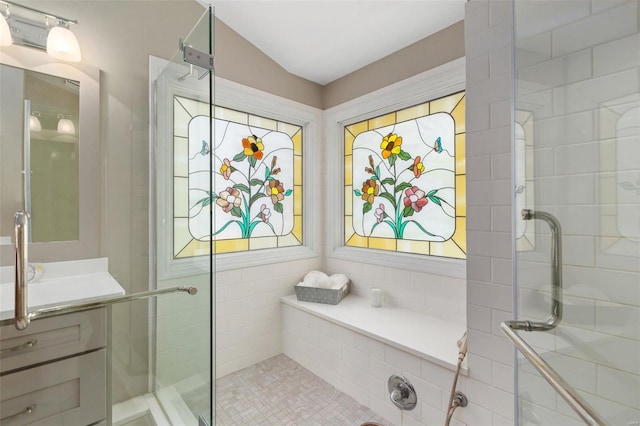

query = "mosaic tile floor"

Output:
[[213, 354, 393, 426]]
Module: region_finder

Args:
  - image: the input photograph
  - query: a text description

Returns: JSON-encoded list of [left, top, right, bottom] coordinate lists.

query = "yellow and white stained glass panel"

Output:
[[173, 96, 303, 258], [344, 91, 466, 259]]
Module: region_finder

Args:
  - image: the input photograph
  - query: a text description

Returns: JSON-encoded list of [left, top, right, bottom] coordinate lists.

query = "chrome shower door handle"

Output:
[[14, 211, 30, 331], [509, 209, 563, 332]]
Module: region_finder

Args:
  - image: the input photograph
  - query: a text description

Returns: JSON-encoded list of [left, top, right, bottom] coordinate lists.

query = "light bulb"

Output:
[[0, 13, 12, 46], [29, 115, 42, 132], [57, 118, 75, 135], [47, 25, 81, 62]]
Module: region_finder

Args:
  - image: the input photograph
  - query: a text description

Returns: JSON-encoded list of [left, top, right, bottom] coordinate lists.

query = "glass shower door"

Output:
[[513, 0, 640, 424], [152, 6, 215, 426]]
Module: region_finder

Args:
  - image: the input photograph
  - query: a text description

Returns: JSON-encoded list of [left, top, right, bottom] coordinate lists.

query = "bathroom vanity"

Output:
[[0, 309, 107, 425], [0, 258, 124, 425]]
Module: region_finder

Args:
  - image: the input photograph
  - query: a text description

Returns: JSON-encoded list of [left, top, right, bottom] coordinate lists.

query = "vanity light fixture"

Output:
[[46, 18, 81, 62], [0, 3, 11, 46], [29, 112, 42, 132], [57, 114, 75, 135], [0, 1, 81, 62]]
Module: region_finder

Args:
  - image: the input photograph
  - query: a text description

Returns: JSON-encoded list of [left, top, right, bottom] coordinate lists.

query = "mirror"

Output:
[[0, 64, 80, 243], [0, 46, 100, 264]]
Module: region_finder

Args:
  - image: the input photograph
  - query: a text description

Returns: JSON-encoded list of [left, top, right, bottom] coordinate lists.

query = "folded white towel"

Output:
[[317, 280, 332, 289], [328, 273, 349, 290], [297, 271, 349, 291], [303, 270, 328, 288]]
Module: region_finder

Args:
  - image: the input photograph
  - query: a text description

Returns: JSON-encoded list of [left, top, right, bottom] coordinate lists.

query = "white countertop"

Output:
[[0, 258, 125, 321], [282, 294, 468, 373]]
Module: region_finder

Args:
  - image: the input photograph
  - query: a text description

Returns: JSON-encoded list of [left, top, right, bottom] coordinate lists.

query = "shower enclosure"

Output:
[[511, 0, 640, 424], [0, 2, 214, 425]]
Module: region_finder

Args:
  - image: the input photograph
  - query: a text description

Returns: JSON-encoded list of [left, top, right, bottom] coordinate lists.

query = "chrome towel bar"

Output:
[[4, 286, 197, 328], [501, 322, 605, 425]]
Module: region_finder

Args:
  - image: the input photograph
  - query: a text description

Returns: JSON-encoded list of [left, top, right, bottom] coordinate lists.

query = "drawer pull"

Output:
[[0, 404, 36, 422], [0, 339, 38, 354]]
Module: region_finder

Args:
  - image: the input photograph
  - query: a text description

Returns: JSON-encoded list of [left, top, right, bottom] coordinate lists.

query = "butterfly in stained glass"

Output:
[[433, 137, 443, 153], [191, 140, 210, 159]]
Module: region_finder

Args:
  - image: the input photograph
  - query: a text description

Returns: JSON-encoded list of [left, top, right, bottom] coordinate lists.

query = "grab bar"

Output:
[[508, 209, 563, 332], [501, 322, 605, 425], [4, 286, 197, 328], [14, 211, 29, 331]]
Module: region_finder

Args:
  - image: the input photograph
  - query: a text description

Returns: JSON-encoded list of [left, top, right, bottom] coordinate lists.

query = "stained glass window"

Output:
[[344, 91, 466, 259], [173, 95, 302, 258]]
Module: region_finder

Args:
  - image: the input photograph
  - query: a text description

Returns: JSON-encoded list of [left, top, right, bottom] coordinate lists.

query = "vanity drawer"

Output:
[[0, 308, 105, 373], [0, 349, 106, 425]]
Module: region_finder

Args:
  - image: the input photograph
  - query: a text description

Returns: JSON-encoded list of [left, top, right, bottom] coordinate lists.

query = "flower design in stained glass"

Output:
[[188, 117, 295, 241], [351, 113, 456, 242], [173, 95, 303, 259]]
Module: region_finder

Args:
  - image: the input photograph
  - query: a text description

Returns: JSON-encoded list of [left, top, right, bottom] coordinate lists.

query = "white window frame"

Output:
[[325, 57, 467, 279], [152, 58, 320, 279]]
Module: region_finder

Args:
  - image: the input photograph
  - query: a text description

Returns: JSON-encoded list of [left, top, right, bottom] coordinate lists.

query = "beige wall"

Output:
[[323, 21, 465, 108], [214, 18, 464, 110]]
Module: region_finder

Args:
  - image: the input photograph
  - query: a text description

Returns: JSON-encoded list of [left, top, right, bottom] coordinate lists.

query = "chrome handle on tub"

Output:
[[0, 404, 36, 422], [507, 209, 563, 332], [14, 211, 30, 331], [0, 339, 37, 354]]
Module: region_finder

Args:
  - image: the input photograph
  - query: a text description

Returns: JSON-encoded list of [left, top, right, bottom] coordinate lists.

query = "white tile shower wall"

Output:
[[215, 257, 321, 378], [324, 259, 468, 326], [464, 1, 516, 426], [514, 0, 640, 424], [282, 304, 467, 426]]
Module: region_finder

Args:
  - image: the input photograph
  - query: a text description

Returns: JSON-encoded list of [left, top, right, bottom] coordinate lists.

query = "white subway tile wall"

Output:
[[465, 1, 516, 425], [322, 260, 468, 327], [215, 257, 321, 378]]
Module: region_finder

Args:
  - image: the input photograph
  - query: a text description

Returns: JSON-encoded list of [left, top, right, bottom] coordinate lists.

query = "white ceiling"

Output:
[[211, 1, 466, 85]]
